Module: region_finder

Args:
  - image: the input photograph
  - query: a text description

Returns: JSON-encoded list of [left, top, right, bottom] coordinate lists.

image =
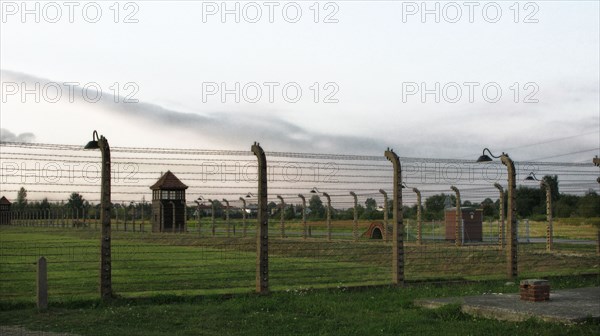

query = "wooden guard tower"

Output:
[[150, 171, 188, 232], [0, 196, 11, 225]]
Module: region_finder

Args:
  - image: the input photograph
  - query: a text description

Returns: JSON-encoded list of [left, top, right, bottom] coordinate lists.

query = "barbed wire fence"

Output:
[[0, 141, 598, 304]]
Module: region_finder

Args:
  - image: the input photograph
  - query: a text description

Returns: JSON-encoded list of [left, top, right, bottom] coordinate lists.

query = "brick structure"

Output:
[[444, 207, 483, 242], [150, 171, 188, 232], [363, 221, 391, 239], [0, 196, 11, 225], [520, 279, 550, 302]]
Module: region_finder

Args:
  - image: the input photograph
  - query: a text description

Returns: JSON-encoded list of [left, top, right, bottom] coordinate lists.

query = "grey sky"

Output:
[[1, 1, 598, 162]]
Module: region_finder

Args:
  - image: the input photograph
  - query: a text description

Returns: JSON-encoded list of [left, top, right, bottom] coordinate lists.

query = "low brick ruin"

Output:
[[520, 279, 550, 302]]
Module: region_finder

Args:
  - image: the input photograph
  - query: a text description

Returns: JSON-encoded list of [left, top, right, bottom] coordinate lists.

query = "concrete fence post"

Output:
[[209, 200, 216, 237], [379, 189, 389, 242], [252, 142, 269, 294], [323, 192, 332, 241], [494, 183, 505, 249], [385, 148, 404, 286], [541, 180, 553, 252], [451, 186, 462, 247], [298, 194, 307, 240], [239, 197, 247, 238], [37, 257, 48, 311], [350, 191, 358, 241], [277, 195, 285, 238], [223, 199, 231, 237], [413, 188, 422, 245]]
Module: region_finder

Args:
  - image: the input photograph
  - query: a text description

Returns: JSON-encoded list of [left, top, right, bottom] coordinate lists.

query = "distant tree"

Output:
[[364, 198, 377, 212], [576, 190, 600, 217], [361, 198, 378, 220], [424, 193, 456, 220], [308, 195, 325, 219], [480, 198, 496, 218], [554, 194, 579, 218], [515, 186, 542, 218], [284, 204, 295, 220], [16, 187, 27, 210], [67, 192, 85, 209]]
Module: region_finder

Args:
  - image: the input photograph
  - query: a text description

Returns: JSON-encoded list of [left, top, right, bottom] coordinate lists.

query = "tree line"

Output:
[[9, 175, 600, 221]]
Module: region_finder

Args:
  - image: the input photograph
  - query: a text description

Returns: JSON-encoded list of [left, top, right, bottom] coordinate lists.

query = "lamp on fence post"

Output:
[[494, 183, 505, 249], [195, 197, 203, 235], [379, 189, 390, 242], [277, 195, 285, 238], [450, 186, 462, 247], [298, 194, 307, 239], [349, 191, 358, 241], [311, 188, 332, 241], [525, 172, 554, 252], [412, 187, 422, 245], [477, 148, 517, 280], [84, 130, 112, 300]]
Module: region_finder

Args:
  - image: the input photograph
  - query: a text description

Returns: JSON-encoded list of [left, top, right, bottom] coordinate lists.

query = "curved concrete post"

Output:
[[195, 200, 202, 235], [450, 186, 462, 246], [323, 192, 332, 241], [412, 187, 422, 245], [252, 142, 269, 294], [384, 148, 404, 286], [350, 192, 358, 241], [239, 197, 247, 237], [541, 180, 553, 251], [501, 153, 518, 279], [379, 189, 389, 242], [223, 199, 231, 237], [298, 194, 307, 240], [277, 195, 285, 238], [209, 199, 216, 237], [84, 132, 112, 300], [494, 183, 505, 249]]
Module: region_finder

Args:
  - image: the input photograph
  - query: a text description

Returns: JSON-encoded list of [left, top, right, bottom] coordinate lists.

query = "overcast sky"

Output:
[[1, 0, 599, 162]]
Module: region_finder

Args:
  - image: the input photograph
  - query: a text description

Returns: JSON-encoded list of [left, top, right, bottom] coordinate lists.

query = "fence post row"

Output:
[[384, 148, 404, 286], [252, 142, 269, 295]]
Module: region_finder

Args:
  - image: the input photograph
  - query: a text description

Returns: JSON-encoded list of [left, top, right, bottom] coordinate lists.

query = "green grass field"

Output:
[[1, 222, 599, 335], [1, 276, 599, 336], [1, 221, 597, 306]]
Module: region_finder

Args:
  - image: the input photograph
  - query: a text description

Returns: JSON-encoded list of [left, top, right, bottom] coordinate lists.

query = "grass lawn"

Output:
[[1, 225, 597, 306], [1, 276, 599, 336]]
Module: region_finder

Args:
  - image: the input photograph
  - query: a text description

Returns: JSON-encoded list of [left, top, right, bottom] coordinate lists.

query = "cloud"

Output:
[[1, 69, 384, 154], [0, 128, 36, 143]]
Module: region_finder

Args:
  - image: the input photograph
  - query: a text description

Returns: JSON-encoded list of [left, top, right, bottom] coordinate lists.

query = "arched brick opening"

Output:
[[371, 227, 383, 239], [363, 222, 386, 240]]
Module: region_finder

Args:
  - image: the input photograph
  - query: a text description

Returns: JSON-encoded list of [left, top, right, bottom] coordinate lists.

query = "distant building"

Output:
[[0, 196, 11, 225], [150, 171, 188, 232]]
